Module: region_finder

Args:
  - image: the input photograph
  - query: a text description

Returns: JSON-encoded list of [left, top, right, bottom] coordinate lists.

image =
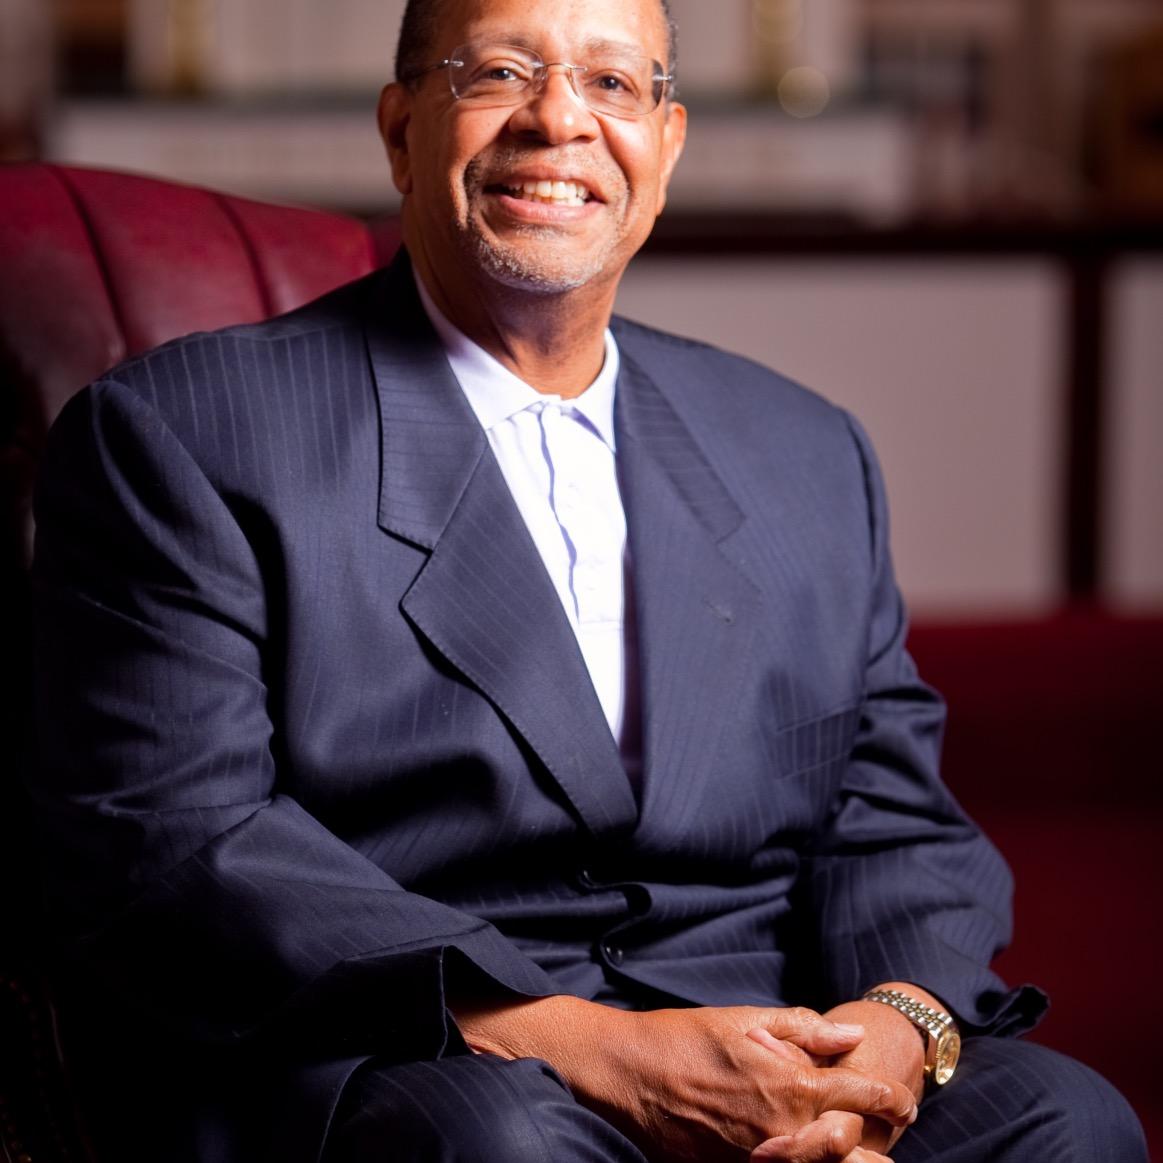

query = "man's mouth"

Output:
[[492, 180, 593, 208]]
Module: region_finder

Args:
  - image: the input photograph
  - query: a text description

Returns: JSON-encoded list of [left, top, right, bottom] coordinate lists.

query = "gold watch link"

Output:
[[862, 988, 961, 1086]]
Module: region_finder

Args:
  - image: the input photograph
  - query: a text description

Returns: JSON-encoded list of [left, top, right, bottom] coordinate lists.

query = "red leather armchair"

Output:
[[0, 162, 399, 1163]]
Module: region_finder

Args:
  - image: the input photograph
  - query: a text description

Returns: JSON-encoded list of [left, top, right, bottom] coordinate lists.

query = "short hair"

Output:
[[394, 0, 678, 85]]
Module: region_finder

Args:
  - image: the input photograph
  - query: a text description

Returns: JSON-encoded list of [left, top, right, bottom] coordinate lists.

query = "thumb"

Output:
[[751, 1111, 865, 1160]]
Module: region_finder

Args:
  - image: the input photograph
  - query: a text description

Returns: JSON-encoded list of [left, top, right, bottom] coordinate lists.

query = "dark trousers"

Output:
[[326, 1036, 1147, 1162]]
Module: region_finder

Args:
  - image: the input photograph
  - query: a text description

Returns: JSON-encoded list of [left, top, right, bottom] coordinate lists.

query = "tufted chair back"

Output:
[[0, 163, 395, 571], [0, 162, 399, 1163]]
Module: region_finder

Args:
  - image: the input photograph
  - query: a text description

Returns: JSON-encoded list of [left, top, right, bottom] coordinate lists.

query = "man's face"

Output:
[[380, 0, 686, 299]]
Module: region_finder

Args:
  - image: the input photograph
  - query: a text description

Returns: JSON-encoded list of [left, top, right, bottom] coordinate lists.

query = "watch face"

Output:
[[933, 1028, 961, 1085]]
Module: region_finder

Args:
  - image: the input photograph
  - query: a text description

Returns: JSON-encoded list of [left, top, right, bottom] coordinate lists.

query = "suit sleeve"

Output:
[[795, 413, 1047, 1036], [31, 378, 557, 1058]]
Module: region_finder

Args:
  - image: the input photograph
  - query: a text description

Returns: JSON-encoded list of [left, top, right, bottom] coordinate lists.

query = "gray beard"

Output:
[[460, 153, 625, 295], [464, 221, 605, 294]]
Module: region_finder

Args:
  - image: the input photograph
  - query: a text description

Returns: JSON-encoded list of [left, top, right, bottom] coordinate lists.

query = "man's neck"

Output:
[[409, 250, 614, 400]]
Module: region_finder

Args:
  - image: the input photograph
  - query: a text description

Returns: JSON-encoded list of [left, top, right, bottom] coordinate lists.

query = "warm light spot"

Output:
[[778, 66, 831, 118]]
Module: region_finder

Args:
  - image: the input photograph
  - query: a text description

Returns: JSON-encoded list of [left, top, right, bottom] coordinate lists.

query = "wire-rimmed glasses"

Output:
[[403, 42, 673, 119]]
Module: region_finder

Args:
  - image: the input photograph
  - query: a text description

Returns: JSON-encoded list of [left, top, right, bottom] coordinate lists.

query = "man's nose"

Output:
[[507, 65, 600, 144]]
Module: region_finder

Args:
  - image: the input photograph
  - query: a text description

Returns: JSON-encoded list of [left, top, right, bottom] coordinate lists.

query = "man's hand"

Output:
[[812, 982, 934, 1156], [453, 996, 917, 1162], [743, 1033, 895, 1163]]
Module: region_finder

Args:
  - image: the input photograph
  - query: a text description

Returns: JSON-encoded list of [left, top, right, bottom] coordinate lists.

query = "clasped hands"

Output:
[[454, 990, 927, 1163]]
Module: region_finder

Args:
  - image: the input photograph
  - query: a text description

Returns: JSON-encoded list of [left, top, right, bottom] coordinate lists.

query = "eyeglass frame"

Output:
[[400, 42, 675, 119]]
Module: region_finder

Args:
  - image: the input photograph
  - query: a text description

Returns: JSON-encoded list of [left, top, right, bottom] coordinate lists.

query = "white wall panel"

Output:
[[1105, 260, 1163, 610], [615, 258, 1065, 615]]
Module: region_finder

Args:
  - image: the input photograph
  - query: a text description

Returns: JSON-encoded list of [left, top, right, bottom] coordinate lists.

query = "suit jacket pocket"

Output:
[[767, 703, 862, 781], [753, 704, 863, 841]]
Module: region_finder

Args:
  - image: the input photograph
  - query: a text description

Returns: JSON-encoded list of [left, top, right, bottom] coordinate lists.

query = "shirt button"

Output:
[[601, 941, 625, 967]]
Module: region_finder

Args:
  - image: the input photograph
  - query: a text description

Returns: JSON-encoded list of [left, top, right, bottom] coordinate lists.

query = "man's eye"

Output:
[[477, 63, 528, 83], [587, 70, 643, 100], [592, 73, 630, 92]]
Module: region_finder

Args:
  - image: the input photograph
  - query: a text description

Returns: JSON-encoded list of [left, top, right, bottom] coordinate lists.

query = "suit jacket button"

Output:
[[602, 942, 625, 967], [578, 868, 598, 889]]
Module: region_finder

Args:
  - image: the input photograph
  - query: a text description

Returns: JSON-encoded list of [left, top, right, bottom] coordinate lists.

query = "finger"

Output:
[[747, 1027, 814, 1065], [806, 1067, 917, 1127], [855, 1114, 900, 1155], [751, 1111, 863, 1162], [843, 1151, 894, 1163], [759, 1007, 865, 1057]]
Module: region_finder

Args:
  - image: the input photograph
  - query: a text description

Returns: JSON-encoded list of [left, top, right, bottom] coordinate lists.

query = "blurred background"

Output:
[[1, 0, 1161, 1153], [2, 0, 1160, 615]]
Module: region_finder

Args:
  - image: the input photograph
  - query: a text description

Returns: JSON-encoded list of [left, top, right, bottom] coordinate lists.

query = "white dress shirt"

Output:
[[414, 276, 640, 777]]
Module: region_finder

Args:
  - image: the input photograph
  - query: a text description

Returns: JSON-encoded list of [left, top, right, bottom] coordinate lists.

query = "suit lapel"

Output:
[[362, 257, 637, 837], [615, 347, 763, 820]]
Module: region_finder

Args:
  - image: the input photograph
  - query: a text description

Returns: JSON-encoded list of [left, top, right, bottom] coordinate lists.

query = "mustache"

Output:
[[465, 149, 620, 194]]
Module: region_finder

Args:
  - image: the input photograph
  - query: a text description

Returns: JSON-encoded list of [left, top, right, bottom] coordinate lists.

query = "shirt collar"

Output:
[[414, 269, 619, 451]]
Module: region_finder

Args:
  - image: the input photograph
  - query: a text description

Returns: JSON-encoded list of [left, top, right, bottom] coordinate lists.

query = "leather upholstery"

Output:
[[0, 162, 398, 1163], [0, 163, 393, 573]]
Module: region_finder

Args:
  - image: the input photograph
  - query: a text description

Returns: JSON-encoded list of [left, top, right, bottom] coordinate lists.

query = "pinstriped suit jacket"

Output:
[[31, 253, 1043, 1162]]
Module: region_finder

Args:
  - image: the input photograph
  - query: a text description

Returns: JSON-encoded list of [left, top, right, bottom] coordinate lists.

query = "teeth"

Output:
[[505, 179, 589, 206]]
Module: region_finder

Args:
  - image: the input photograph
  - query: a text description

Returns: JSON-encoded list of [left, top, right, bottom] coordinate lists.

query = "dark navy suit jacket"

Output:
[[31, 254, 1043, 1162]]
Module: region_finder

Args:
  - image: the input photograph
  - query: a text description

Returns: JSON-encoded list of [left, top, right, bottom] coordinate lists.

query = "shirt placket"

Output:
[[538, 402, 627, 737]]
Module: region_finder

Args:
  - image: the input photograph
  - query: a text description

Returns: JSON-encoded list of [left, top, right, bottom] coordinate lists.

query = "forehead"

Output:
[[436, 0, 667, 57]]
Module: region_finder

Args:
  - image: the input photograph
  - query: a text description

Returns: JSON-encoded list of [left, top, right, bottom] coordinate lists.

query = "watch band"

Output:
[[862, 988, 961, 1085]]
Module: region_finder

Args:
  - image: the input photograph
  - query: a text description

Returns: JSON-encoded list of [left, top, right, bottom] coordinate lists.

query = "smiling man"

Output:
[[30, 1, 1148, 1162], [380, 0, 686, 396]]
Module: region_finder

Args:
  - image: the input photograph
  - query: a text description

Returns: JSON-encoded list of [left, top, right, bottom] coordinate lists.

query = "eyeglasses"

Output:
[[402, 42, 673, 119]]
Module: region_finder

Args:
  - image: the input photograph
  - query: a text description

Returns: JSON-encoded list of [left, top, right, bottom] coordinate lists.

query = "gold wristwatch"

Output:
[[862, 988, 961, 1086]]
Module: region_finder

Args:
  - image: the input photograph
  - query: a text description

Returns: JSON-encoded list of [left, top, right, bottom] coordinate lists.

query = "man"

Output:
[[30, 0, 1146, 1160]]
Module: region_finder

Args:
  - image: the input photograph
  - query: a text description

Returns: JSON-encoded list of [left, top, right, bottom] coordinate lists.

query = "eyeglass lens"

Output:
[[447, 44, 666, 117]]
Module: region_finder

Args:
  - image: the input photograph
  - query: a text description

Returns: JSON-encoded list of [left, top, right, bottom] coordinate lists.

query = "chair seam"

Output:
[[46, 165, 130, 363], [214, 191, 276, 318]]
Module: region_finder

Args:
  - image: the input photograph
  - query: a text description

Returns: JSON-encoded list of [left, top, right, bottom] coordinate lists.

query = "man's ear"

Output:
[[378, 82, 414, 197], [655, 100, 687, 216]]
